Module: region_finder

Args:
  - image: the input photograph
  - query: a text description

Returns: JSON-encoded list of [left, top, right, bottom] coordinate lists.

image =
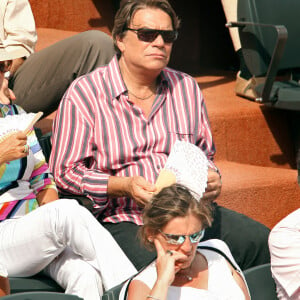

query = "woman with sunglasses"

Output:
[[122, 184, 250, 300], [0, 55, 136, 300]]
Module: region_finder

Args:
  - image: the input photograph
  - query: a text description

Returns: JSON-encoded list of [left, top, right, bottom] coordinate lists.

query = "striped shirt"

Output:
[[50, 55, 217, 225], [0, 104, 56, 221]]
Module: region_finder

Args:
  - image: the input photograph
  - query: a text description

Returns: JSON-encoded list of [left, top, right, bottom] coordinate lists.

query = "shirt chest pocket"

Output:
[[168, 130, 195, 144]]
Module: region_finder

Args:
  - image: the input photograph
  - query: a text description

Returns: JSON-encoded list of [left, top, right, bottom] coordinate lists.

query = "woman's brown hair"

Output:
[[140, 183, 213, 251]]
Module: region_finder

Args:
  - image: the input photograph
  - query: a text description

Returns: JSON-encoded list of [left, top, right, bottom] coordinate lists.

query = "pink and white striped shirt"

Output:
[[50, 55, 217, 225]]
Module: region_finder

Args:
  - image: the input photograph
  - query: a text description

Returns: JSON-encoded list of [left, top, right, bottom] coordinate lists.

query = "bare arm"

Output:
[[127, 239, 187, 300], [228, 263, 251, 300], [36, 188, 59, 206]]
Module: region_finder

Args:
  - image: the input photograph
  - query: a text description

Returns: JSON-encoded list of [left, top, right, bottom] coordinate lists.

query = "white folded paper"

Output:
[[0, 112, 43, 141], [156, 140, 208, 201]]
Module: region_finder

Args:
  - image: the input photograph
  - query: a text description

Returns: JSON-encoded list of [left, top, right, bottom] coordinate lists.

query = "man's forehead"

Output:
[[130, 8, 172, 29]]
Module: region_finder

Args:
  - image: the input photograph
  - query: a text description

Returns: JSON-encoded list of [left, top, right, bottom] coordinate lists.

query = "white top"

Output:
[[269, 209, 300, 300], [120, 239, 247, 300]]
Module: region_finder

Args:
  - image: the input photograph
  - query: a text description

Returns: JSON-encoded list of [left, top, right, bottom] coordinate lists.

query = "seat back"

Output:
[[244, 263, 278, 300], [1, 291, 82, 300], [237, 0, 300, 77], [9, 275, 63, 294]]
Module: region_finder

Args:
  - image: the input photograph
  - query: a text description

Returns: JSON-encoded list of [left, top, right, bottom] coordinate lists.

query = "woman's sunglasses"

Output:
[[126, 28, 178, 43], [159, 229, 205, 245]]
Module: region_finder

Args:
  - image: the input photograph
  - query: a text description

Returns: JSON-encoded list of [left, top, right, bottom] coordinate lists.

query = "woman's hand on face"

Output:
[[154, 239, 187, 286], [0, 132, 28, 164]]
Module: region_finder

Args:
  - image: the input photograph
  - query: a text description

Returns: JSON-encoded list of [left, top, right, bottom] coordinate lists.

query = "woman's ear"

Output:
[[146, 228, 155, 243]]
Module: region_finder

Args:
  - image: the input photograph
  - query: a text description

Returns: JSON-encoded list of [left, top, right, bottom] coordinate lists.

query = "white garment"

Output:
[[0, 0, 37, 56], [0, 199, 137, 300], [120, 239, 247, 300], [269, 209, 300, 300]]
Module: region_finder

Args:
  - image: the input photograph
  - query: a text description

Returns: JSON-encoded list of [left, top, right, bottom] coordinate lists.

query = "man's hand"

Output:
[[108, 175, 156, 207], [0, 132, 28, 165], [202, 168, 222, 202], [126, 176, 156, 207]]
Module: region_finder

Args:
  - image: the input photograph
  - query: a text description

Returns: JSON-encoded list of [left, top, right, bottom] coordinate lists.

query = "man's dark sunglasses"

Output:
[[126, 28, 178, 43]]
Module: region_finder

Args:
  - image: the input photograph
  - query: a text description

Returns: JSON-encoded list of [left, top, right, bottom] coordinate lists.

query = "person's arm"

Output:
[[194, 81, 222, 201], [127, 240, 184, 300], [27, 129, 58, 205], [228, 263, 251, 300], [50, 88, 156, 209], [36, 188, 59, 206], [3, 0, 37, 62]]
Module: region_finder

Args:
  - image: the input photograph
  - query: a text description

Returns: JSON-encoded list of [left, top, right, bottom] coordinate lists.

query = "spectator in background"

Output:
[[0, 53, 136, 300], [269, 209, 300, 300], [0, 0, 115, 116]]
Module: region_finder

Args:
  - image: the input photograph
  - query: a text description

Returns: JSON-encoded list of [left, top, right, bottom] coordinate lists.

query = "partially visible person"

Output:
[[122, 184, 250, 300], [221, 0, 264, 99], [268, 209, 300, 300], [50, 0, 270, 271], [0, 0, 115, 116], [0, 57, 136, 300], [0, 262, 9, 297]]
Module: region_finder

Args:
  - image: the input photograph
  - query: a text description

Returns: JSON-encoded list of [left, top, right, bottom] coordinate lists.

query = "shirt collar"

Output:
[[106, 55, 169, 101]]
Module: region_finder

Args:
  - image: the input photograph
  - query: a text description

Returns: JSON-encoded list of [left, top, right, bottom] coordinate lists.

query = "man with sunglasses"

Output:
[[50, 0, 270, 271]]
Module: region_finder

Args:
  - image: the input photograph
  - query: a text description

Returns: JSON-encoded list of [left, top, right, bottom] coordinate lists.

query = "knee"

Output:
[[78, 30, 114, 49]]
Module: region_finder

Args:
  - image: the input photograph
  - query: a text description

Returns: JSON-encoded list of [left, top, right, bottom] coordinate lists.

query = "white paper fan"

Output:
[[0, 112, 43, 140], [156, 140, 208, 201]]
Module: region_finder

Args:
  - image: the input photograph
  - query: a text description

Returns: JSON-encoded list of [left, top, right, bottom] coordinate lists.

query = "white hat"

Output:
[[0, 47, 27, 61]]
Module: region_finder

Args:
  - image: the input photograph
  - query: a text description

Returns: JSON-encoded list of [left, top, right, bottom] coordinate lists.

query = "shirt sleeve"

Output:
[[194, 80, 219, 173], [2, 0, 37, 56], [49, 85, 110, 210]]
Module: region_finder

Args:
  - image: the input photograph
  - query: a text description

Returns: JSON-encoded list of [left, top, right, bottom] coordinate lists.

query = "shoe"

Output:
[[235, 71, 266, 100]]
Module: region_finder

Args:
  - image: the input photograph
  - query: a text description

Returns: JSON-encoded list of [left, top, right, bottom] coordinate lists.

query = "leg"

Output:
[[0, 199, 136, 289], [203, 205, 270, 270], [102, 222, 156, 271], [45, 248, 103, 300], [0, 208, 66, 276], [12, 30, 115, 116]]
